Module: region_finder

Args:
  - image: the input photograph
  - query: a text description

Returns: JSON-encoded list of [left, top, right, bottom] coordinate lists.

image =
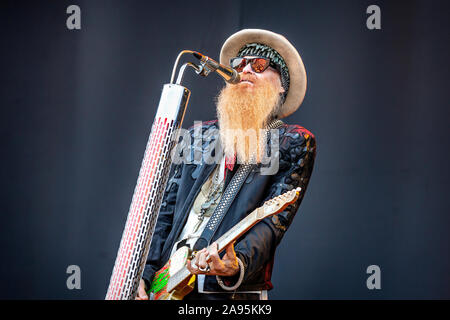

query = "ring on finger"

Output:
[[199, 264, 210, 273]]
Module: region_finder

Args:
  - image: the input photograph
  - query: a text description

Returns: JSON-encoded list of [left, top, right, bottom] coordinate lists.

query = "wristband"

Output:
[[216, 257, 245, 291]]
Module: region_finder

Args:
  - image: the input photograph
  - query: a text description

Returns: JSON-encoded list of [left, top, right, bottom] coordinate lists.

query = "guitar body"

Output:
[[148, 246, 196, 300]]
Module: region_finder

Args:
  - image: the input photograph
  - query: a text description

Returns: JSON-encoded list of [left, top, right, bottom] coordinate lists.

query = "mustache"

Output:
[[239, 74, 258, 83]]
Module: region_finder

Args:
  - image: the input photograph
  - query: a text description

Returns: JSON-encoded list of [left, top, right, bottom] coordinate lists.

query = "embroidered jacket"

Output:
[[142, 120, 316, 292]]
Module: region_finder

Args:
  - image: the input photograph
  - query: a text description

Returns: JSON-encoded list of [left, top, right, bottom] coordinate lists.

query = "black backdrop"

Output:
[[1, 0, 449, 299]]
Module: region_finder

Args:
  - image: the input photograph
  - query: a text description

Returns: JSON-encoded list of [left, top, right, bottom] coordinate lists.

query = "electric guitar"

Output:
[[147, 187, 301, 300]]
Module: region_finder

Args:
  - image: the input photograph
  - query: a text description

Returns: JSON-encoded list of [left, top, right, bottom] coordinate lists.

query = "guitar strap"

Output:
[[192, 119, 284, 251]]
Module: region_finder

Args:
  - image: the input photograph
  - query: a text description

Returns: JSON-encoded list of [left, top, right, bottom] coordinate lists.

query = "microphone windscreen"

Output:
[[192, 52, 202, 60]]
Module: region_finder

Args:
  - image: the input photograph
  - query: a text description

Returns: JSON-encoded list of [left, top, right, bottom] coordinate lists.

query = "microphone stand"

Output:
[[106, 50, 210, 300]]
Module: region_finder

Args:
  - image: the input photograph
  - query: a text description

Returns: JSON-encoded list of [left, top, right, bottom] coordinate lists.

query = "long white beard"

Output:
[[216, 79, 280, 164]]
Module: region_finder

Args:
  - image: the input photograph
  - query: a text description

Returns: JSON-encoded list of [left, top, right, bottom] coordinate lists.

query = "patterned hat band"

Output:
[[237, 43, 290, 101]]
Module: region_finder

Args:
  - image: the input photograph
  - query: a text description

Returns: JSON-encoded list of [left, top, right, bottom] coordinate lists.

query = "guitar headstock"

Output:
[[257, 187, 302, 220]]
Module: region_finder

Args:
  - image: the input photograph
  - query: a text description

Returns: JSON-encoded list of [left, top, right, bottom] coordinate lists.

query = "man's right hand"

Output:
[[135, 279, 149, 300]]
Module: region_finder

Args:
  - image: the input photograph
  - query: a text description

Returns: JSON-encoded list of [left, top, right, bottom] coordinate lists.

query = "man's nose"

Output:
[[242, 62, 254, 74]]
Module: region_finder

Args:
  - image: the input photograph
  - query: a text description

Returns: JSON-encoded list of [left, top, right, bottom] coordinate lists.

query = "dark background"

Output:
[[1, 0, 449, 299]]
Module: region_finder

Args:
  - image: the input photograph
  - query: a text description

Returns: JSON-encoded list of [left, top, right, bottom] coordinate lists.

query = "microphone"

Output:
[[192, 52, 240, 84]]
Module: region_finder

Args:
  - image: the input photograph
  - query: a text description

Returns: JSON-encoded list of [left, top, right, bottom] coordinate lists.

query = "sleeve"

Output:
[[231, 128, 316, 284], [141, 163, 182, 287]]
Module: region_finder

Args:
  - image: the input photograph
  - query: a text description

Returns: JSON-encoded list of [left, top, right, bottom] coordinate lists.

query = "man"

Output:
[[137, 29, 316, 300]]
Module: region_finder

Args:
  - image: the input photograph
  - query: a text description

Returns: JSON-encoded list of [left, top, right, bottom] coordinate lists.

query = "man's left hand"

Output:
[[187, 242, 239, 277]]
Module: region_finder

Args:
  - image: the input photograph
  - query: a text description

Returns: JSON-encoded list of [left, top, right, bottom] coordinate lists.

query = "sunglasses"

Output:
[[230, 57, 272, 73]]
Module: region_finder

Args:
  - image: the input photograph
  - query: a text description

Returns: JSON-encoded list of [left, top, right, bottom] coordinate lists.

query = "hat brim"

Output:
[[220, 29, 307, 119]]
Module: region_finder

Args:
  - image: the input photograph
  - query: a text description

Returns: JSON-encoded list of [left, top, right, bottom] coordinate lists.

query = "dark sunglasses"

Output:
[[230, 57, 271, 73]]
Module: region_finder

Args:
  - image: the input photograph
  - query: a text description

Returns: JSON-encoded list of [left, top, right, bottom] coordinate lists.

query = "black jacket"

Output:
[[142, 120, 316, 292]]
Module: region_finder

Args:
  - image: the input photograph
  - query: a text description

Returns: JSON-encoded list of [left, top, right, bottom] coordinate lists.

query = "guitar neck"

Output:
[[210, 189, 299, 253], [213, 208, 261, 253]]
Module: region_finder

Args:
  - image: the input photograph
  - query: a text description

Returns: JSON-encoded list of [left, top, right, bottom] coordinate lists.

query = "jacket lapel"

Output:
[[161, 162, 216, 259]]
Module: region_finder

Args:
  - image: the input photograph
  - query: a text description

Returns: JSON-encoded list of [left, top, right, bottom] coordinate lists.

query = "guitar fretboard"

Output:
[[214, 210, 259, 252]]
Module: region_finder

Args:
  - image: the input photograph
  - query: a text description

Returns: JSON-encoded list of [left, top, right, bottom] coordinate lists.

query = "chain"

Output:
[[192, 166, 224, 233]]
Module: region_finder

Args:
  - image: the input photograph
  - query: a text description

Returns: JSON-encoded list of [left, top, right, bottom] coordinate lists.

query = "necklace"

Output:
[[192, 165, 224, 233]]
